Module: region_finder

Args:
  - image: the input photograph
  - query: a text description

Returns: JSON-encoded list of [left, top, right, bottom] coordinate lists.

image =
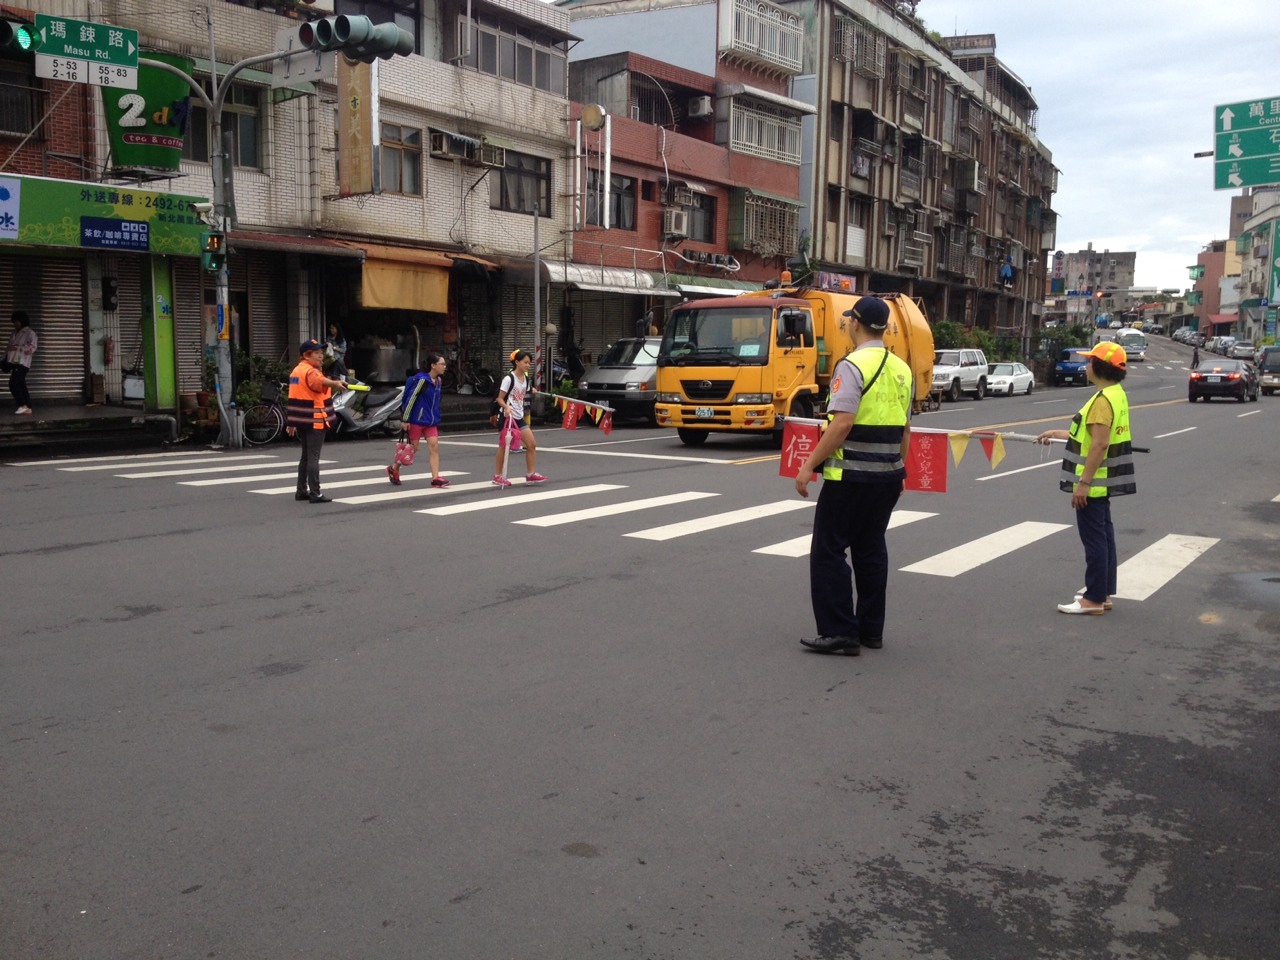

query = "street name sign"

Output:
[[33, 14, 139, 90], [1214, 95, 1280, 190]]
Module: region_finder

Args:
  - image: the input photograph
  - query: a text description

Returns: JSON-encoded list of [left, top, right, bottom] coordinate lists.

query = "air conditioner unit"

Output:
[[663, 207, 689, 239], [672, 187, 696, 207], [429, 132, 465, 160], [478, 143, 506, 168], [688, 95, 713, 119]]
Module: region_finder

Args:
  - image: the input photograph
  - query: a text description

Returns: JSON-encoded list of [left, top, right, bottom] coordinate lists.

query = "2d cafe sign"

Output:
[[0, 173, 206, 256]]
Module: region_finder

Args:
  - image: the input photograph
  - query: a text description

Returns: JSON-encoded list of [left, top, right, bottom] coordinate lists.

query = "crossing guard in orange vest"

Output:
[[286, 338, 348, 503]]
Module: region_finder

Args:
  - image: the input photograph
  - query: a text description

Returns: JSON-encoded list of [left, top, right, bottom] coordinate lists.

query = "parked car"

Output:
[[1054, 347, 1092, 386], [1188, 359, 1259, 402], [576, 337, 662, 422], [931, 347, 989, 401], [1215, 336, 1237, 355], [1258, 346, 1280, 396], [1145, 323, 1164, 336], [1108, 320, 1123, 329], [1228, 339, 1256, 359], [986, 362, 1035, 396]]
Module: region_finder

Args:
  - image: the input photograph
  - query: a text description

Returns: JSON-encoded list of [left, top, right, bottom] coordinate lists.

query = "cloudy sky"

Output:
[[917, 0, 1274, 292]]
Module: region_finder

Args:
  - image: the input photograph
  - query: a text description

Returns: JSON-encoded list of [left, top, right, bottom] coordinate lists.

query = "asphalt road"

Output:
[[3, 334, 1278, 959]]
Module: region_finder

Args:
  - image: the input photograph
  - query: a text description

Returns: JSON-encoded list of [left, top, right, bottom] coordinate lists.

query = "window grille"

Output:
[[730, 100, 802, 164], [731, 0, 803, 72]]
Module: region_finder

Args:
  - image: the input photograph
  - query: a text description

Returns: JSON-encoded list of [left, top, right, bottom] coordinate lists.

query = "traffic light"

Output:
[[0, 19, 39, 53], [102, 277, 119, 312], [201, 232, 226, 273], [1095, 290, 1105, 300], [298, 15, 414, 63]]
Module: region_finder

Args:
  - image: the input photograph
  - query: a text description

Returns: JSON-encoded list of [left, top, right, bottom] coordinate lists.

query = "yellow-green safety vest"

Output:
[[1058, 382, 1135, 497], [823, 347, 912, 483]]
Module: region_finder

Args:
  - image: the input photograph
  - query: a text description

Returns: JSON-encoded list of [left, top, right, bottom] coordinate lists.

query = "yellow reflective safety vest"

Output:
[[1058, 382, 1135, 497], [823, 346, 912, 483]]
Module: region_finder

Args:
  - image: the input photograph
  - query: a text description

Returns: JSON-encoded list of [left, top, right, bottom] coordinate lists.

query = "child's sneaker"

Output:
[[430, 477, 451, 488], [525, 472, 547, 484], [386, 465, 401, 486], [492, 474, 512, 488]]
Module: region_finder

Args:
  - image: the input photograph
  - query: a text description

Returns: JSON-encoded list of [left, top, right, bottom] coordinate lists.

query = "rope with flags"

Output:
[[778, 417, 1147, 494], [547, 393, 615, 435]]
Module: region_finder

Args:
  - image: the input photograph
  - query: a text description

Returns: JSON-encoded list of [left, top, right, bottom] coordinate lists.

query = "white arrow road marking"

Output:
[[1114, 534, 1218, 601], [900, 520, 1070, 577], [752, 509, 937, 557]]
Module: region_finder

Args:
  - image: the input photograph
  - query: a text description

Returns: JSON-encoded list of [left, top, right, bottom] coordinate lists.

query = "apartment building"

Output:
[[1233, 188, 1280, 343], [558, 0, 1057, 337]]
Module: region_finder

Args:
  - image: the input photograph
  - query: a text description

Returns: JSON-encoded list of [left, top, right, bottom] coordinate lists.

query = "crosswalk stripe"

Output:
[[62, 454, 278, 473], [624, 499, 812, 541], [182, 464, 378, 487], [334, 476, 530, 505], [752, 509, 938, 557], [10, 450, 223, 467], [516, 491, 718, 527], [900, 520, 1070, 577], [418, 484, 626, 516], [1114, 534, 1218, 601], [114, 458, 295, 479], [249, 470, 467, 495]]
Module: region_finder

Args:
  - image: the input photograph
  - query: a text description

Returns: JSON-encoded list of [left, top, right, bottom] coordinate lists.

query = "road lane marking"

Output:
[[183, 464, 373, 486], [899, 520, 1070, 577], [248, 470, 467, 494], [975, 460, 1058, 480], [517, 491, 719, 527], [1238, 410, 1261, 418], [437, 439, 726, 463], [114, 458, 291, 478], [61, 454, 278, 472], [10, 450, 223, 467], [1153, 427, 1196, 439], [625, 499, 813, 541], [418, 484, 626, 516], [1114, 535, 1218, 601], [752, 509, 937, 557]]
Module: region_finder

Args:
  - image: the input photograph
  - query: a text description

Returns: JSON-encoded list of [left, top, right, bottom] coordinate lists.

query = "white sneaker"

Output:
[[15, 406, 32, 415]]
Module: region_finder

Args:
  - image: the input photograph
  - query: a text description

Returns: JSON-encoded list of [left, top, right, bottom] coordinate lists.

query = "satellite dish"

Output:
[[582, 104, 606, 131]]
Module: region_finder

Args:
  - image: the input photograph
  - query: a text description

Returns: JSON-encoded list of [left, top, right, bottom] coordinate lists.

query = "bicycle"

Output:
[[440, 349, 496, 396], [242, 381, 288, 445]]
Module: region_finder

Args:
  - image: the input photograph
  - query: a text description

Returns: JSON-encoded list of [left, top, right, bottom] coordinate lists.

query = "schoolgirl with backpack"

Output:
[[492, 349, 547, 488]]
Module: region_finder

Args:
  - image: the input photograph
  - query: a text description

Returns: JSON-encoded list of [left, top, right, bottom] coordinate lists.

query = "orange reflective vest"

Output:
[[286, 359, 334, 430]]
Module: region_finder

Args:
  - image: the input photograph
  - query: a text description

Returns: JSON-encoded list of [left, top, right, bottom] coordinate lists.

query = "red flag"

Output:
[[562, 401, 581, 429], [905, 431, 948, 493], [599, 411, 613, 435], [778, 420, 821, 480]]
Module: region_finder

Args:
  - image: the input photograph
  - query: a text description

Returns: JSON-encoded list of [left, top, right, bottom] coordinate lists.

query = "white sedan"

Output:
[[986, 362, 1035, 396]]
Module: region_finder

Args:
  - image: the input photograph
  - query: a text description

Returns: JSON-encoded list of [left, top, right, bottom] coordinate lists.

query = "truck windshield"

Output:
[[598, 339, 659, 366], [658, 306, 774, 365]]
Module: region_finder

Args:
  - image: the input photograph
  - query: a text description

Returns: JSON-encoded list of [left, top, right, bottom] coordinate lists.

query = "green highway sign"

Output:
[[1215, 155, 1280, 190], [1214, 95, 1280, 190], [33, 14, 138, 90]]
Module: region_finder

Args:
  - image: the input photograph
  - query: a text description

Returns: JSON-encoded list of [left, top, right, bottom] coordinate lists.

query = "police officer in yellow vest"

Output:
[[286, 338, 349, 503], [794, 296, 913, 655], [1037, 340, 1135, 614]]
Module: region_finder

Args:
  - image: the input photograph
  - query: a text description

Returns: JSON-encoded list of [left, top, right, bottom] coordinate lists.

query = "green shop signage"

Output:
[[0, 173, 207, 256], [102, 51, 193, 174]]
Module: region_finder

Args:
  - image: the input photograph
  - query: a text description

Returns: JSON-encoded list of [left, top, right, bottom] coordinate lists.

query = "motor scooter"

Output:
[[331, 376, 404, 437]]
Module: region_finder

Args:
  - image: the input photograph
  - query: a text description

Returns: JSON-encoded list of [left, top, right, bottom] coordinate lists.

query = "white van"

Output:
[[1115, 328, 1147, 362]]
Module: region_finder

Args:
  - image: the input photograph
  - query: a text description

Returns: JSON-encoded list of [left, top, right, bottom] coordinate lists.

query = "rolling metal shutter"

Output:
[[0, 253, 86, 401], [172, 257, 206, 394], [248, 253, 288, 365]]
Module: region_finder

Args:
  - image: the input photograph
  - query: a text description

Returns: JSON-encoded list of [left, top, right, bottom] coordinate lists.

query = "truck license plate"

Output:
[[695, 406, 714, 419]]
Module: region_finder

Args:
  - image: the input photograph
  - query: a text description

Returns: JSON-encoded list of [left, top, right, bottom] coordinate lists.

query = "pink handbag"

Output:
[[394, 437, 415, 466]]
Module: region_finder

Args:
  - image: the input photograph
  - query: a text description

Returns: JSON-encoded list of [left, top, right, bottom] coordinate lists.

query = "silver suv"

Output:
[[932, 348, 989, 401]]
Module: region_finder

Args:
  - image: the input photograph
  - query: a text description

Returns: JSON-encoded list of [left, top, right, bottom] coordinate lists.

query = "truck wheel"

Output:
[[947, 380, 962, 403], [676, 428, 708, 446], [974, 378, 986, 400]]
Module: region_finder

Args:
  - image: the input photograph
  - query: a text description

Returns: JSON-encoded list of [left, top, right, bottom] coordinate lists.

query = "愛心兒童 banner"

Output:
[[102, 51, 194, 175]]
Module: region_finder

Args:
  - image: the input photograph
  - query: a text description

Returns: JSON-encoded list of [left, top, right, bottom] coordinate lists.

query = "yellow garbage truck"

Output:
[[654, 279, 935, 445]]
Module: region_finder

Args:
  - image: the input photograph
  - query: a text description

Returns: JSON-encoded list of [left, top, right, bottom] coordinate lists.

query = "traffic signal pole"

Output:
[[140, 14, 413, 448]]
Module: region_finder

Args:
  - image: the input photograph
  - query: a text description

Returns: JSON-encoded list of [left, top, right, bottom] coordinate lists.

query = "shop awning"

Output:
[[525, 262, 681, 297], [1208, 313, 1237, 326], [662, 273, 762, 298], [228, 231, 365, 258], [715, 82, 816, 115], [340, 241, 454, 313]]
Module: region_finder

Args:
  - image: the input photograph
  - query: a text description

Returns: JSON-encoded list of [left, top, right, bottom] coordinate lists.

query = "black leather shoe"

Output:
[[859, 636, 883, 650], [309, 494, 333, 504], [800, 635, 859, 655], [295, 492, 309, 501]]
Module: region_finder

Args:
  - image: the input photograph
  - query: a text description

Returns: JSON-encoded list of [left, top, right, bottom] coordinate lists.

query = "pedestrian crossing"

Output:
[[10, 450, 1224, 599]]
